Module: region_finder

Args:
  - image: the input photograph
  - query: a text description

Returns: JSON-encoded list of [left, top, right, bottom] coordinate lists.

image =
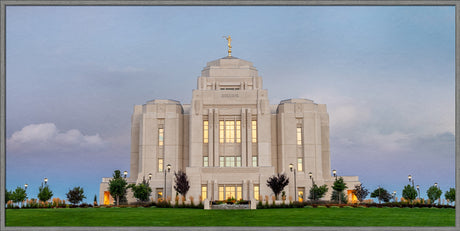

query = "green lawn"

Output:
[[5, 207, 455, 226]]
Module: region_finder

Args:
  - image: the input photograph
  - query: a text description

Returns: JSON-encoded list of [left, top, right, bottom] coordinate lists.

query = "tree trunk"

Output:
[[116, 196, 119, 206]]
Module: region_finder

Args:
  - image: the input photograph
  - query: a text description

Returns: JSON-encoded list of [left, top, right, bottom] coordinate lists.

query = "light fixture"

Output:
[[148, 173, 152, 181], [332, 169, 337, 177], [123, 171, 128, 178], [167, 164, 171, 172], [309, 172, 312, 179], [408, 175, 412, 182], [289, 163, 293, 172], [24, 184, 28, 190], [44, 178, 48, 184]]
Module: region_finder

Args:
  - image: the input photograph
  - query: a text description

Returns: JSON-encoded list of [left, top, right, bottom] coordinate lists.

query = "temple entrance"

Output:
[[218, 185, 242, 201], [103, 191, 113, 205], [347, 190, 358, 203]]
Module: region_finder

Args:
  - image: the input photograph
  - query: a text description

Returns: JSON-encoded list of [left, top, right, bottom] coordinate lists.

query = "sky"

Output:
[[5, 6, 455, 204]]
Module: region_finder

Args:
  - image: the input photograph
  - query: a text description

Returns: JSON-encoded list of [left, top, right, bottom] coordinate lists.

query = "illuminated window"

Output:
[[225, 121, 235, 143], [297, 158, 303, 172], [237, 186, 242, 201], [252, 156, 258, 167], [298, 190, 304, 202], [201, 185, 207, 201], [219, 121, 224, 143], [203, 156, 208, 167], [219, 157, 225, 167], [156, 189, 163, 200], [159, 128, 164, 146], [219, 186, 224, 200], [252, 120, 257, 143], [236, 157, 241, 167], [236, 121, 241, 143], [254, 185, 260, 200], [226, 186, 235, 199], [297, 127, 302, 145], [158, 158, 164, 172], [203, 120, 209, 144]]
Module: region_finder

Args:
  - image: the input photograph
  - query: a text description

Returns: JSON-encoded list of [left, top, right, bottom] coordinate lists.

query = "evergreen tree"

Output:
[[37, 184, 53, 202], [426, 186, 442, 204], [94, 194, 98, 206], [128, 177, 152, 203], [266, 173, 289, 200], [402, 185, 417, 202], [108, 170, 128, 206], [308, 184, 328, 202], [66, 187, 86, 205], [331, 177, 347, 204], [370, 187, 391, 203]]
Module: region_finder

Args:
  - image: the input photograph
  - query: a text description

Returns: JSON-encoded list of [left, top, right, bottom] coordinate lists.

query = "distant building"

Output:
[[100, 46, 360, 205]]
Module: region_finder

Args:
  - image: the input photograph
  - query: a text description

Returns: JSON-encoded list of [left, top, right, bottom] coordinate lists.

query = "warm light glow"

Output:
[[254, 185, 260, 200], [167, 164, 171, 172], [219, 121, 224, 143], [252, 120, 257, 143], [225, 121, 235, 143], [289, 163, 293, 171], [332, 169, 336, 176], [408, 175, 412, 181], [104, 191, 113, 205], [309, 172, 312, 179], [203, 120, 208, 143], [201, 185, 207, 201], [44, 178, 48, 184], [347, 190, 358, 203], [148, 173, 152, 180], [236, 120, 241, 143]]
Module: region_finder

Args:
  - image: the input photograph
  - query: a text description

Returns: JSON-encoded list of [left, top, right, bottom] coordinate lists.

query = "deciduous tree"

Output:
[[426, 186, 442, 204], [37, 184, 53, 202], [402, 185, 417, 202], [444, 188, 455, 205], [370, 187, 391, 203], [308, 184, 328, 202], [66, 187, 86, 205], [11, 187, 27, 206], [128, 177, 152, 203], [174, 170, 190, 200], [266, 173, 289, 200], [108, 170, 128, 206], [353, 184, 369, 202]]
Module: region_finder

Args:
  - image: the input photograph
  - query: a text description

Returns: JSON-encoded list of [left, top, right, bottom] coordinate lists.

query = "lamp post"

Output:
[[434, 182, 438, 188], [24, 184, 28, 191], [333, 169, 341, 204], [123, 171, 128, 178], [309, 172, 315, 202], [148, 173, 152, 182], [289, 163, 297, 201], [416, 185, 420, 200], [164, 164, 171, 200], [408, 174, 414, 187], [44, 178, 48, 185]]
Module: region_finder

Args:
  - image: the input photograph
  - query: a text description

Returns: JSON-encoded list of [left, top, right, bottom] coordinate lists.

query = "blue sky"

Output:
[[5, 6, 455, 203]]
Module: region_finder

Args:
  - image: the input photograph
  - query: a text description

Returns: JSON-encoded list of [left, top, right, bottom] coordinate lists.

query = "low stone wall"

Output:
[[211, 204, 250, 210]]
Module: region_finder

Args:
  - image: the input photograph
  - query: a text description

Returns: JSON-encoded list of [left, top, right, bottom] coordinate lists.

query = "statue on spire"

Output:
[[223, 35, 232, 57]]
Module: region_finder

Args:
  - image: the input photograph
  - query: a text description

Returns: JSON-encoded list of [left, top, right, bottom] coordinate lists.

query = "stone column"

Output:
[[247, 109, 252, 166], [214, 109, 220, 167], [208, 108, 214, 167], [213, 180, 219, 201], [242, 179, 248, 200], [241, 108, 247, 167]]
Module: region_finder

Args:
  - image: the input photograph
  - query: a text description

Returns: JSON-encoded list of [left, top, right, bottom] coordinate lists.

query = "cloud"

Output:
[[7, 123, 105, 153]]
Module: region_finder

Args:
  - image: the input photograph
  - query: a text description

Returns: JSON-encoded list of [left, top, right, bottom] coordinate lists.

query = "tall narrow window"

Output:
[[252, 120, 257, 143], [203, 156, 209, 167], [236, 120, 241, 143], [296, 127, 302, 145], [225, 156, 234, 167], [252, 156, 258, 167], [219, 157, 225, 167], [201, 185, 207, 201], [297, 158, 303, 172], [158, 158, 164, 172], [219, 186, 224, 200], [203, 120, 209, 144], [219, 121, 224, 143], [225, 121, 235, 143], [159, 128, 164, 146], [237, 186, 242, 200], [254, 185, 260, 200], [236, 157, 241, 167]]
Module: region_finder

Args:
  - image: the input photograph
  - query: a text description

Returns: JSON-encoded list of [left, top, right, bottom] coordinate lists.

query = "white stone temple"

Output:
[[100, 40, 360, 205]]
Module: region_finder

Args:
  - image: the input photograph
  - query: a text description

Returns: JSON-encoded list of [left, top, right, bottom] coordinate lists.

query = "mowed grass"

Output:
[[6, 207, 455, 227]]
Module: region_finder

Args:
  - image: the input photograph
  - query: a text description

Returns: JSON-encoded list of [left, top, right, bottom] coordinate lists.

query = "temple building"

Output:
[[100, 40, 360, 205]]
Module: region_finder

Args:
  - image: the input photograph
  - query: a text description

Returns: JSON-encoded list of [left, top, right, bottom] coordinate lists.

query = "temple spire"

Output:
[[223, 35, 232, 57]]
